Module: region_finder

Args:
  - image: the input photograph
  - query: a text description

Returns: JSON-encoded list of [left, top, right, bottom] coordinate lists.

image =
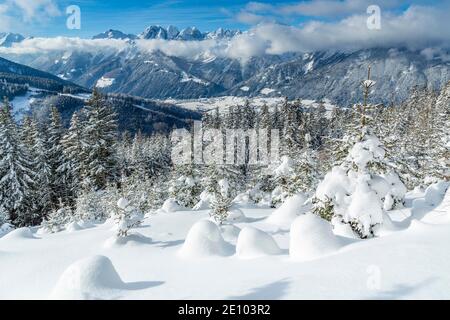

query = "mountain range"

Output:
[[1, 26, 449, 106], [0, 55, 201, 134]]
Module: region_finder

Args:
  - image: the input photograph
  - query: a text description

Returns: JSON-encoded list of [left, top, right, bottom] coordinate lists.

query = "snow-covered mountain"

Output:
[[0, 56, 201, 133], [92, 29, 137, 40], [2, 27, 449, 105], [0, 32, 25, 47]]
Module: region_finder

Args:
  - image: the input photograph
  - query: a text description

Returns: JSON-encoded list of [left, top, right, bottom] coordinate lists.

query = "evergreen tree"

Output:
[[0, 98, 35, 226], [81, 89, 118, 191], [59, 111, 85, 204], [47, 106, 66, 206]]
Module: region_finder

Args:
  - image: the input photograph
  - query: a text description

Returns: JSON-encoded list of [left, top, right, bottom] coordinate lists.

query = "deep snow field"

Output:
[[0, 184, 449, 300]]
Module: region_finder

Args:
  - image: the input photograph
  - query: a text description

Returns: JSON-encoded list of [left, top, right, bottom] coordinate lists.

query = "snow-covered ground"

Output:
[[0, 186, 449, 300], [10, 88, 40, 121], [160, 96, 337, 113]]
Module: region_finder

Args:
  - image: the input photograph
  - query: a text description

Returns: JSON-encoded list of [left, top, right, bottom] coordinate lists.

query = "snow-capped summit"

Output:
[[92, 29, 136, 40], [205, 28, 242, 40], [167, 25, 180, 39], [0, 32, 25, 47], [177, 27, 204, 41], [139, 25, 168, 40]]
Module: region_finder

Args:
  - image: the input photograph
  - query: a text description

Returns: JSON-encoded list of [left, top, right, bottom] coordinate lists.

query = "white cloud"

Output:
[[0, 5, 449, 63], [0, 37, 129, 54], [279, 0, 401, 17], [226, 5, 450, 60], [7, 0, 60, 21]]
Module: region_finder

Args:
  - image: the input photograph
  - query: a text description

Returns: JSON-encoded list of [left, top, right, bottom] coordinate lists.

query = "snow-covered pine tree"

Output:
[[114, 197, 143, 237], [81, 89, 118, 191], [23, 117, 53, 220], [169, 164, 202, 208], [47, 106, 67, 206], [210, 177, 233, 225], [313, 67, 405, 238], [0, 98, 35, 226], [289, 133, 320, 195], [41, 203, 73, 233], [59, 111, 85, 205], [429, 82, 450, 180]]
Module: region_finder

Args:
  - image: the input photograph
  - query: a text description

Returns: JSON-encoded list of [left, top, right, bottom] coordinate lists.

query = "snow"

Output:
[[2, 227, 35, 240], [193, 191, 213, 210], [96, 76, 115, 88], [290, 214, 346, 261], [349, 135, 385, 170], [161, 96, 285, 112], [363, 80, 376, 87], [227, 207, 246, 223], [117, 198, 129, 210], [66, 222, 82, 233], [273, 156, 294, 176], [266, 193, 308, 227], [304, 59, 314, 74], [0, 186, 449, 299], [160, 198, 185, 213], [236, 227, 281, 259], [179, 220, 231, 258], [50, 255, 132, 299], [180, 72, 209, 86], [260, 88, 275, 95], [240, 86, 250, 92], [10, 89, 40, 121]]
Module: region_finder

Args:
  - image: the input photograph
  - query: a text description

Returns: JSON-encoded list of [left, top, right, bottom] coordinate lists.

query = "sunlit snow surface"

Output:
[[0, 186, 449, 299]]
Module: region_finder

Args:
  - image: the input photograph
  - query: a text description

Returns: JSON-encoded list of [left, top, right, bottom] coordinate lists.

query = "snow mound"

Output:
[[266, 193, 307, 227], [66, 222, 82, 232], [0, 223, 14, 238], [228, 207, 246, 223], [160, 198, 185, 213], [424, 181, 448, 206], [290, 214, 343, 261], [50, 255, 125, 299], [236, 227, 281, 259], [179, 220, 231, 258], [193, 191, 213, 210], [220, 224, 241, 242], [103, 233, 153, 248], [412, 181, 449, 220], [2, 227, 35, 240]]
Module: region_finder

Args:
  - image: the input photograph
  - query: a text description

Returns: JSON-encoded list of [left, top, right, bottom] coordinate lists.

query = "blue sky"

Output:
[[0, 0, 445, 38]]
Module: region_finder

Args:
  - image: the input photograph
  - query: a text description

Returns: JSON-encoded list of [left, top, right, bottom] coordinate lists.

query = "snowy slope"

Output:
[[0, 187, 449, 299]]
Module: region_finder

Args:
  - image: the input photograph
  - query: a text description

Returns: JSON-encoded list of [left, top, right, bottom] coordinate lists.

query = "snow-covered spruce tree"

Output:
[[59, 111, 85, 206], [46, 106, 67, 206], [289, 133, 320, 194], [0, 205, 9, 226], [429, 82, 450, 180], [74, 189, 110, 222], [313, 68, 405, 238], [80, 89, 118, 191], [210, 178, 233, 225], [41, 204, 73, 233], [169, 164, 202, 208], [0, 98, 35, 226], [114, 197, 143, 237], [24, 117, 53, 220]]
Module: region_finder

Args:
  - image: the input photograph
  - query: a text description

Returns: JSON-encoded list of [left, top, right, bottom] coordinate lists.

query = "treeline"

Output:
[[0, 81, 448, 231]]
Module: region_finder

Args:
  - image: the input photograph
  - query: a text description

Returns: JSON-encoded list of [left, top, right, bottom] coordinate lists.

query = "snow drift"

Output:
[[266, 193, 307, 227], [50, 255, 126, 299], [1, 227, 35, 240], [290, 214, 344, 261], [179, 220, 231, 258], [236, 227, 281, 258]]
